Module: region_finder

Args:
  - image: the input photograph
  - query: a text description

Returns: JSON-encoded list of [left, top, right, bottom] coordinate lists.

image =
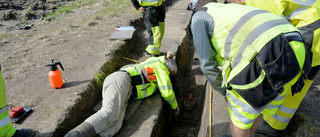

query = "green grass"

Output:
[[24, 33, 33, 37], [100, 0, 133, 16], [20, 6, 35, 20], [0, 34, 12, 40], [44, 0, 136, 21], [45, 0, 95, 21], [93, 73, 104, 86]]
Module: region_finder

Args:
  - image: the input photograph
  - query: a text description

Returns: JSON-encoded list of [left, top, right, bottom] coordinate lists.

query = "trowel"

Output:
[[184, 93, 196, 110]]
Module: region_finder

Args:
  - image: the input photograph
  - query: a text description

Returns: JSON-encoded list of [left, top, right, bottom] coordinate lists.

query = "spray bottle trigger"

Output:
[[57, 62, 64, 71]]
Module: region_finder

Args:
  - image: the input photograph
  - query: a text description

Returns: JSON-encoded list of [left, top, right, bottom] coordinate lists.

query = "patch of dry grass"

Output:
[[1, 10, 16, 20], [20, 6, 35, 20]]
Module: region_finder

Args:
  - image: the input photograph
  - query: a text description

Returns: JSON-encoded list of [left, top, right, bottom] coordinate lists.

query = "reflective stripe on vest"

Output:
[[129, 59, 159, 98], [139, 0, 162, 6], [231, 19, 290, 68], [149, 47, 160, 51], [140, 0, 161, 3], [167, 96, 176, 104], [158, 85, 173, 91], [286, 0, 317, 20], [0, 106, 8, 114], [132, 64, 148, 98], [224, 10, 269, 60], [0, 115, 11, 128], [205, 3, 294, 86], [159, 85, 176, 103]]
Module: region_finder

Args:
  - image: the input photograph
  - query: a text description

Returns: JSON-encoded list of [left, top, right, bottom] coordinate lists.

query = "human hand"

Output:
[[139, 7, 145, 13], [173, 107, 180, 117], [167, 51, 175, 59]]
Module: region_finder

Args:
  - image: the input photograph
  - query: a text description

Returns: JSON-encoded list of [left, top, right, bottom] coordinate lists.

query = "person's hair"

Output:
[[165, 58, 178, 75]]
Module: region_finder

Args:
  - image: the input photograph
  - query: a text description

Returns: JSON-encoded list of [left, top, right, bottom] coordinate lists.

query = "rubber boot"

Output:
[[64, 122, 96, 137], [255, 120, 282, 137], [12, 128, 35, 137]]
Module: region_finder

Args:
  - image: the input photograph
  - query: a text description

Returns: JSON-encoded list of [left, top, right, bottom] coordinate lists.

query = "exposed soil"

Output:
[[0, 0, 71, 33], [0, 0, 204, 136], [1, 0, 320, 137]]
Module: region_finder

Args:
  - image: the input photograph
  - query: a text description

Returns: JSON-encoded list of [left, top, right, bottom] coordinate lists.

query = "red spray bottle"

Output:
[[45, 59, 64, 88]]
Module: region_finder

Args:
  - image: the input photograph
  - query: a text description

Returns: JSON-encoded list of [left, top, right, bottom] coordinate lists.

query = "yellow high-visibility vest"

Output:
[[0, 70, 16, 136], [204, 3, 309, 110], [123, 56, 178, 110], [138, 0, 163, 7], [245, 0, 320, 67]]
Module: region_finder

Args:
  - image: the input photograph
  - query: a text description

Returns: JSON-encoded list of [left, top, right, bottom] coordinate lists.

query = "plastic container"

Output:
[[45, 59, 64, 88]]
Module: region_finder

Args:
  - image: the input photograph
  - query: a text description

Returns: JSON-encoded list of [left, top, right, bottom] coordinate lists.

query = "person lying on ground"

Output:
[[65, 51, 180, 137]]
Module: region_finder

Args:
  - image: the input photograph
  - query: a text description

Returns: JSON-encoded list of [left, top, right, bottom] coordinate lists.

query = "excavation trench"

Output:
[[50, 3, 204, 137], [9, 0, 318, 136]]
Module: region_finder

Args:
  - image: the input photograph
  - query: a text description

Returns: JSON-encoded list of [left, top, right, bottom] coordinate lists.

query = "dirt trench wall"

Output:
[[0, 0, 192, 136], [52, 39, 132, 137], [49, 16, 171, 136]]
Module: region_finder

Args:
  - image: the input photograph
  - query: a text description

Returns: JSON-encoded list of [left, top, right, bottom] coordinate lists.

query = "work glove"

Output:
[[173, 107, 180, 117]]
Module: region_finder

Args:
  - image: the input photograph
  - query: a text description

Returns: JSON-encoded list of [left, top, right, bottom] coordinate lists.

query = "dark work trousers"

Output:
[[143, 5, 165, 55]]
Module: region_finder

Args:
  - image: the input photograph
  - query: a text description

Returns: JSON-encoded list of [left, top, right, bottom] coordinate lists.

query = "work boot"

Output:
[[255, 120, 282, 137], [64, 122, 96, 137], [12, 128, 35, 137]]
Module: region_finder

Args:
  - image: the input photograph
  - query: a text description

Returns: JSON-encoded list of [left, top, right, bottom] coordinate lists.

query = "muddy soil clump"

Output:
[[0, 0, 69, 32]]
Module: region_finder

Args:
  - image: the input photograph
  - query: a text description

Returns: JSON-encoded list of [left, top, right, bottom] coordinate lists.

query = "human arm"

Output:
[[191, 11, 226, 96], [227, 0, 245, 4], [131, 0, 141, 10], [154, 65, 179, 111]]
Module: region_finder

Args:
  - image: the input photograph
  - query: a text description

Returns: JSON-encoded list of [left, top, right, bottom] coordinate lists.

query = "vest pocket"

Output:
[[229, 34, 301, 110], [229, 59, 283, 110], [257, 34, 300, 90], [233, 77, 283, 110]]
